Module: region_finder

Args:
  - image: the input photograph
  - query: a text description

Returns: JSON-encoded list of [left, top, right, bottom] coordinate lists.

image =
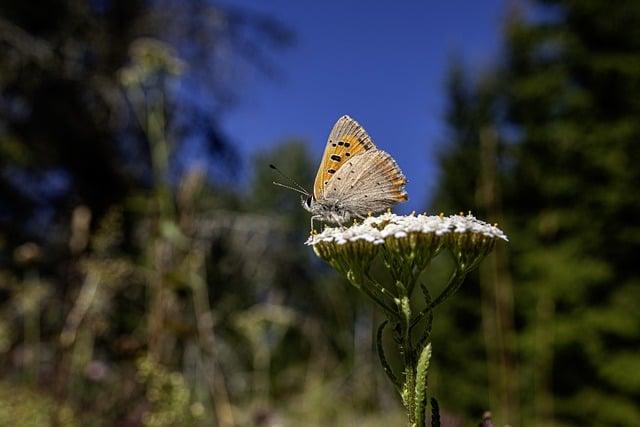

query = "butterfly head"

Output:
[[301, 195, 314, 212]]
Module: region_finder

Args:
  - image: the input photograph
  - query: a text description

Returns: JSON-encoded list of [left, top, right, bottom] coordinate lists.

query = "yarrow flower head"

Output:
[[307, 212, 507, 279], [305, 212, 508, 426], [306, 222, 384, 285], [447, 212, 508, 272]]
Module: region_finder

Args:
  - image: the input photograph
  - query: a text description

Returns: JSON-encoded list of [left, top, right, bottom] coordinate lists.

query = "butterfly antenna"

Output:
[[269, 164, 310, 195], [272, 181, 309, 196]]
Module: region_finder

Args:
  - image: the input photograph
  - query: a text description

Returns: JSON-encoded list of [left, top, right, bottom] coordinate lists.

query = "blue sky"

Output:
[[220, 1, 506, 210]]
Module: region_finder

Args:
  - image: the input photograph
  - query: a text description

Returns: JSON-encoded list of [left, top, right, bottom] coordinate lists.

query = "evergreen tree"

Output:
[[504, 1, 640, 425], [430, 62, 515, 423], [432, 1, 640, 425], [0, 0, 291, 245]]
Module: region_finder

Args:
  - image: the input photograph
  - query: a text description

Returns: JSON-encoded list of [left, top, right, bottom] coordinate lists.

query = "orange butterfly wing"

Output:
[[313, 115, 376, 199]]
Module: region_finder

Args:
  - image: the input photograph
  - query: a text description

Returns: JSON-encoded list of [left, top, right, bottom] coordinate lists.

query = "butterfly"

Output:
[[272, 115, 408, 230]]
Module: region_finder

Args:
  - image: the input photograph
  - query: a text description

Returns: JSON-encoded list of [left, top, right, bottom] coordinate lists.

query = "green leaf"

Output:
[[376, 320, 401, 393], [414, 343, 432, 427]]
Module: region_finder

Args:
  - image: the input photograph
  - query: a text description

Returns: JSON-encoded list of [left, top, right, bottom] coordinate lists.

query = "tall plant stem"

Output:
[[409, 267, 466, 332]]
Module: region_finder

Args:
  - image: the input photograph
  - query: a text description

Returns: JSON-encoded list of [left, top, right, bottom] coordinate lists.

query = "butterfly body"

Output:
[[302, 195, 355, 225], [304, 115, 408, 228]]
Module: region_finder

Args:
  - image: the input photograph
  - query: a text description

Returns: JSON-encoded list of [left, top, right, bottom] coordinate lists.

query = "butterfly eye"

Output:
[[305, 196, 312, 208]]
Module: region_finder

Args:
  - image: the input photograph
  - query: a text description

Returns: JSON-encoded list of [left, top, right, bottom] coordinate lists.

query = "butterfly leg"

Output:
[[310, 215, 321, 232], [336, 217, 350, 229]]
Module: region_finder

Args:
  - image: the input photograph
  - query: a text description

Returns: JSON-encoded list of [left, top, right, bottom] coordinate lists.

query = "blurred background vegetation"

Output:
[[0, 0, 639, 426]]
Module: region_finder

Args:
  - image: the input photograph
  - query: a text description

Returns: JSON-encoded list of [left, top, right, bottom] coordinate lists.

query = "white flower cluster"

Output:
[[305, 213, 508, 246], [305, 223, 385, 246], [447, 214, 508, 241]]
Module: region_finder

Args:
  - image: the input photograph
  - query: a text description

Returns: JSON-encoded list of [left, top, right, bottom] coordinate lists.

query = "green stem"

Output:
[[348, 270, 397, 318], [414, 283, 434, 360], [367, 275, 400, 318], [366, 271, 398, 300], [396, 294, 416, 425], [409, 267, 466, 332], [361, 285, 398, 319]]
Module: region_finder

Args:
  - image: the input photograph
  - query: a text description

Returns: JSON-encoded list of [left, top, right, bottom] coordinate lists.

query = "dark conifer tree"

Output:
[[432, 1, 640, 425]]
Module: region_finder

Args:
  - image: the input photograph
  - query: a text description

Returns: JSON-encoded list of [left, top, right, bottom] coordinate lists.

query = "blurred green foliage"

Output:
[[0, 1, 402, 426], [432, 0, 640, 425], [0, 0, 638, 426], [0, 383, 78, 426]]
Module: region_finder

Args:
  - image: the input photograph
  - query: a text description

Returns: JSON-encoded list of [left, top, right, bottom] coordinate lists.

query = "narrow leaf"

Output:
[[376, 320, 401, 392], [414, 343, 432, 427]]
